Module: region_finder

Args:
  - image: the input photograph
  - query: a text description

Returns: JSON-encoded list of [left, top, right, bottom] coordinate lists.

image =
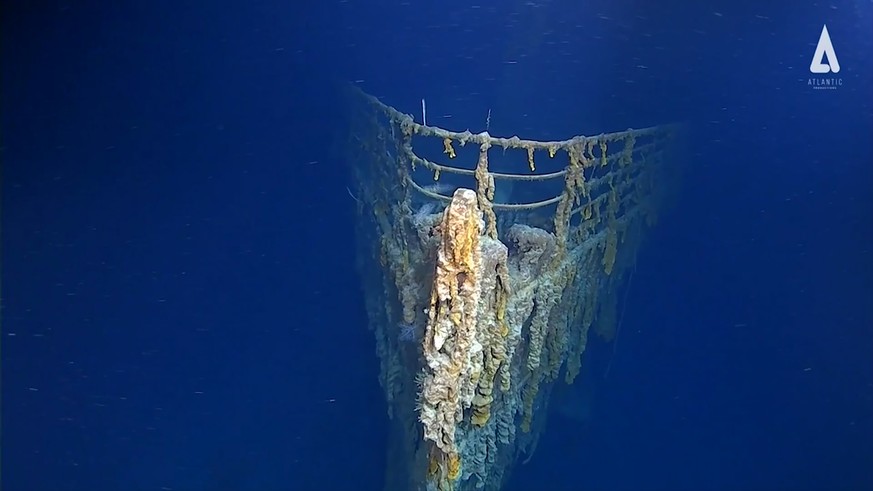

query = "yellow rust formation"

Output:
[[346, 85, 680, 491], [443, 137, 457, 159], [419, 189, 481, 477], [417, 188, 514, 490]]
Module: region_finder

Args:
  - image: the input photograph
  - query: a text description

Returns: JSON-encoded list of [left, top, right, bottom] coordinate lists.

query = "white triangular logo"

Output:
[[810, 24, 840, 74]]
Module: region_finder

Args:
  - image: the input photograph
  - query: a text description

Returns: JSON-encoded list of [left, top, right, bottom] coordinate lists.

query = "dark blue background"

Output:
[[3, 1, 872, 490]]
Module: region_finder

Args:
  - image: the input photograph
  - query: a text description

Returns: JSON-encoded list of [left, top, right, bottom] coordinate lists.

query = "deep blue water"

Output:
[[3, 1, 872, 490]]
